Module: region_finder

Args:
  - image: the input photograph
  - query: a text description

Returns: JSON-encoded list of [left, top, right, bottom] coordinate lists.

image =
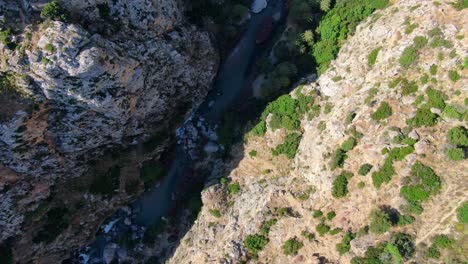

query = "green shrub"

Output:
[[420, 73, 429, 84], [0, 28, 16, 49], [372, 159, 394, 188], [260, 219, 277, 235], [369, 209, 391, 234], [358, 163, 373, 176], [227, 182, 241, 195], [368, 47, 381, 67], [399, 46, 418, 69], [332, 171, 350, 198], [448, 70, 461, 82], [341, 137, 357, 151], [249, 150, 257, 157], [301, 230, 315, 241], [457, 202, 468, 223], [413, 36, 428, 49], [427, 87, 447, 109], [330, 228, 342, 235], [397, 215, 415, 226], [407, 108, 438, 127], [425, 245, 440, 259], [400, 162, 441, 202], [430, 64, 438, 75], [282, 237, 304, 256], [400, 201, 423, 215], [244, 234, 268, 254], [443, 105, 463, 120], [330, 148, 347, 170], [390, 233, 415, 259], [446, 148, 464, 161], [401, 79, 418, 95], [357, 181, 366, 188], [209, 209, 221, 218], [372, 101, 393, 121], [44, 43, 55, 53], [452, 0, 468, 10], [313, 209, 323, 218], [312, 0, 388, 73], [387, 146, 414, 161], [447, 126, 468, 146], [316, 223, 330, 236], [272, 133, 302, 159], [433, 234, 454, 249], [251, 121, 266, 136], [327, 211, 336, 220], [41, 1, 69, 21], [336, 233, 355, 255]]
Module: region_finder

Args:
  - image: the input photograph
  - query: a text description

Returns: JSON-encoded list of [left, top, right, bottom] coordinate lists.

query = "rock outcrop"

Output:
[[169, 0, 467, 263], [0, 0, 218, 262]]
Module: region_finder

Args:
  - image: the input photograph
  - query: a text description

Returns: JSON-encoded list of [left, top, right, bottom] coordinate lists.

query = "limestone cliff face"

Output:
[[170, 0, 467, 263], [0, 0, 218, 262]]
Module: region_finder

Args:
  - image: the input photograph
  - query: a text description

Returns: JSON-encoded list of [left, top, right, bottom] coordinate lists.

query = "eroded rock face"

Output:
[[0, 0, 218, 262]]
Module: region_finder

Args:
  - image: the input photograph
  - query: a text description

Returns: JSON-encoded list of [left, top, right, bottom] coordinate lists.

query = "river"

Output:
[[74, 0, 284, 262]]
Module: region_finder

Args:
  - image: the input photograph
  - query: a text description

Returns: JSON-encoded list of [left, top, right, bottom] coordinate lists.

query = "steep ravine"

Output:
[[169, 0, 467, 263]]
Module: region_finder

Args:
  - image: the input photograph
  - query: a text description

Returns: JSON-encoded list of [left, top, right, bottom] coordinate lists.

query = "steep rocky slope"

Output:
[[170, 0, 467, 263], [0, 0, 218, 262]]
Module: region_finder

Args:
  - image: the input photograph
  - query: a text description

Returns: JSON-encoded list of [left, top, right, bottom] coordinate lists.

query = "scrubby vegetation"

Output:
[[282, 237, 304, 256], [368, 47, 381, 67], [41, 1, 69, 21], [316, 223, 331, 236], [358, 163, 373, 175], [336, 233, 355, 255], [369, 209, 392, 234], [352, 233, 415, 263], [457, 202, 468, 223], [400, 162, 441, 206], [372, 101, 393, 121], [272, 133, 302, 159], [332, 171, 353, 198], [244, 234, 268, 254]]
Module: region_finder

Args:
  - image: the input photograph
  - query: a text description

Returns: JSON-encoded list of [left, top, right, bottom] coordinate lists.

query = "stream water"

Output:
[[75, 1, 284, 262]]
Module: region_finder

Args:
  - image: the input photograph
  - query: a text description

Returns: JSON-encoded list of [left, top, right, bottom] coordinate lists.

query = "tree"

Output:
[[369, 209, 391, 234], [41, 1, 69, 21]]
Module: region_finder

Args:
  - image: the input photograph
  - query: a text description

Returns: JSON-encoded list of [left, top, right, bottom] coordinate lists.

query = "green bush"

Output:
[[249, 150, 257, 157], [400, 201, 423, 215], [425, 245, 440, 259], [413, 36, 428, 49], [401, 79, 418, 95], [447, 126, 468, 146], [430, 64, 438, 75], [316, 223, 331, 236], [313, 209, 323, 218], [227, 182, 241, 195], [443, 105, 463, 120], [41, 1, 69, 21], [448, 70, 461, 82], [400, 162, 441, 203], [301, 230, 315, 241], [457, 202, 468, 223], [313, 0, 388, 73], [272, 133, 302, 159], [390, 233, 415, 259], [372, 101, 393, 121], [397, 215, 415, 226], [399, 46, 418, 69], [251, 121, 266, 136], [332, 171, 351, 198], [244, 234, 268, 254], [386, 146, 414, 161], [327, 211, 336, 220], [369, 209, 391, 234], [341, 137, 357, 151], [358, 163, 373, 175], [209, 209, 221, 218], [330, 148, 347, 170], [433, 234, 454, 249], [260, 219, 278, 235], [372, 159, 395, 188], [282, 237, 304, 256], [452, 0, 468, 10], [357, 181, 366, 188], [407, 108, 438, 127], [368, 47, 381, 67], [336, 233, 355, 255], [446, 148, 464, 161], [330, 228, 342, 235], [0, 28, 16, 49], [427, 87, 447, 109]]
